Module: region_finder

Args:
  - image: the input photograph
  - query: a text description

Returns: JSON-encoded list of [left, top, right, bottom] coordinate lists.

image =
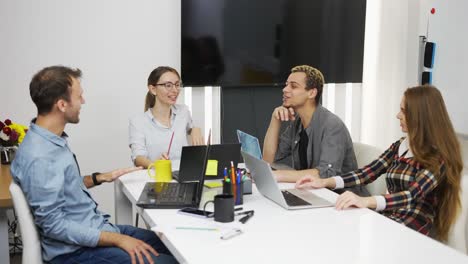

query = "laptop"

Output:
[[136, 145, 209, 209], [173, 145, 209, 182], [241, 151, 333, 210], [236, 130, 292, 171], [207, 143, 241, 179], [237, 130, 262, 159]]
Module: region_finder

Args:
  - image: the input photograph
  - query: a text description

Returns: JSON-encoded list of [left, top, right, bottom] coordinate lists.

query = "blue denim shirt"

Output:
[[10, 123, 120, 261]]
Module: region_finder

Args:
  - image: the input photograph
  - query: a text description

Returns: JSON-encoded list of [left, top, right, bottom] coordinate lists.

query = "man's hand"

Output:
[[190, 127, 204, 145], [272, 106, 296, 122], [117, 235, 159, 264], [98, 167, 143, 183], [99, 232, 159, 264]]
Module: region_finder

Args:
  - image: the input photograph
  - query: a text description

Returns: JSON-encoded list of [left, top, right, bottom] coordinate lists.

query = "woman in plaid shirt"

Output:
[[295, 85, 463, 241]]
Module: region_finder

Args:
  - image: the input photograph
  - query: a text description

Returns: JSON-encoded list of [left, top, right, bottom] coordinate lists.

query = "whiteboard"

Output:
[[427, 0, 468, 134]]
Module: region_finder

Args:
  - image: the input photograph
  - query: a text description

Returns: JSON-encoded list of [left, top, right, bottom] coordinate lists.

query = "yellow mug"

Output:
[[147, 160, 172, 182]]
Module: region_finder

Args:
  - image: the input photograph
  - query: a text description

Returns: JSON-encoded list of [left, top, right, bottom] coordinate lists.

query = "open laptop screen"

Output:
[[237, 130, 262, 159]]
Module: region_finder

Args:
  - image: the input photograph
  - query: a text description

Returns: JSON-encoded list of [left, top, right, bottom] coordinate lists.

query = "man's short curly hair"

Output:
[[291, 65, 325, 105]]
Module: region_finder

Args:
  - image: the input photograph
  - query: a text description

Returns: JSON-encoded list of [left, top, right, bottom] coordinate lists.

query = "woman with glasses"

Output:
[[129, 66, 204, 168], [295, 85, 463, 242]]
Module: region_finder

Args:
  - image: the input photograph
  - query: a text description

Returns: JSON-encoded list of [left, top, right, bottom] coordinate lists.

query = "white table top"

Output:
[[117, 170, 468, 264]]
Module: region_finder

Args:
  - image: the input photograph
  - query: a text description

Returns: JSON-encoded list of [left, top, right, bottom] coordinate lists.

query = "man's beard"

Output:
[[65, 113, 80, 124]]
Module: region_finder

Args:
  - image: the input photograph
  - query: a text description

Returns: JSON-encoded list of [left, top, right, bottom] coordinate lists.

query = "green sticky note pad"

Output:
[[205, 160, 218, 176], [204, 182, 223, 188]]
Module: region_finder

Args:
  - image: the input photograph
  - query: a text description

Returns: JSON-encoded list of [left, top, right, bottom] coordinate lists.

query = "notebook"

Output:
[[136, 146, 209, 209], [236, 130, 262, 159], [241, 150, 333, 210]]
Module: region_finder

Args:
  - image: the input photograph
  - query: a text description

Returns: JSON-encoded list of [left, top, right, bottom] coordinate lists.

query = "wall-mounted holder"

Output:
[[418, 36, 436, 85]]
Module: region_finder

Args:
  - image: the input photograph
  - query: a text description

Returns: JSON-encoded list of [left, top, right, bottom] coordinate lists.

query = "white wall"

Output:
[[361, 0, 421, 149], [361, 0, 468, 148], [422, 0, 468, 134], [0, 0, 181, 222]]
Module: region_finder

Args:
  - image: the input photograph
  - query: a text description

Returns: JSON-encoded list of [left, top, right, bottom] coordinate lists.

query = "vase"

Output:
[[0, 146, 17, 164]]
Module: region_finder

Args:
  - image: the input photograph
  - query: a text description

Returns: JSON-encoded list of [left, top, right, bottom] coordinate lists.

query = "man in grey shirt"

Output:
[[263, 65, 368, 196]]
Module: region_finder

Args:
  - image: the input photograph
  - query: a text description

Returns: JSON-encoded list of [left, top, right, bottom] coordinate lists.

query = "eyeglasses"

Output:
[[156, 82, 183, 91]]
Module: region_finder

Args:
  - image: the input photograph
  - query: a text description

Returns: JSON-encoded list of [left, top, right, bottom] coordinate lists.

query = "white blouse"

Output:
[[128, 104, 193, 162]]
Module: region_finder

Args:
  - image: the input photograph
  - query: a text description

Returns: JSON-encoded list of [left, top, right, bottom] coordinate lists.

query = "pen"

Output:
[[239, 212, 254, 224], [167, 131, 175, 158], [176, 227, 219, 231], [230, 161, 236, 183], [235, 210, 254, 216], [223, 167, 228, 181], [220, 228, 243, 240]]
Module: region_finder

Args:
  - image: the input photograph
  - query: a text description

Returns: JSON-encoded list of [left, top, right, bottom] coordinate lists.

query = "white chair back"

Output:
[[458, 134, 468, 174], [353, 142, 387, 195], [9, 182, 43, 264], [447, 175, 468, 254]]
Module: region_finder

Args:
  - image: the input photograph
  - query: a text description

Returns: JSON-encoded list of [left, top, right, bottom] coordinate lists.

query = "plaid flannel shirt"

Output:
[[340, 138, 442, 236]]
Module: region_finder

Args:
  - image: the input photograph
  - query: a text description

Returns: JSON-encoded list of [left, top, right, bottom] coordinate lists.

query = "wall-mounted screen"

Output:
[[182, 0, 367, 86]]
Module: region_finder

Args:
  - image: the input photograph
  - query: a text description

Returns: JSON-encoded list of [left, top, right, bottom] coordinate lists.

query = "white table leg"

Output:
[[0, 209, 10, 264], [114, 180, 132, 225]]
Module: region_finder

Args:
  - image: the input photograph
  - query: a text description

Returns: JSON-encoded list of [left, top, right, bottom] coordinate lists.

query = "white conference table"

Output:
[[115, 170, 468, 264]]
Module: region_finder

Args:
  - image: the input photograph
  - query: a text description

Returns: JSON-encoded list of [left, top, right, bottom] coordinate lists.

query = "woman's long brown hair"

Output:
[[404, 85, 463, 241], [144, 66, 180, 111]]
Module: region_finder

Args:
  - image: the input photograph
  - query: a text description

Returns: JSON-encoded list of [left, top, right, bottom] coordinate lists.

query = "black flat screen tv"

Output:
[[182, 0, 366, 87]]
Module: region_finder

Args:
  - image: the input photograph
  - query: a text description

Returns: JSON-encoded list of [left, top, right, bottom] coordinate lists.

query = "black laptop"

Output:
[[136, 145, 209, 209], [173, 145, 209, 182], [207, 143, 241, 179]]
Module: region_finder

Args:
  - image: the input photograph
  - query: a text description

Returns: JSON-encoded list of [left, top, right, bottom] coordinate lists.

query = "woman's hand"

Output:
[[158, 152, 169, 160], [295, 175, 332, 189], [190, 127, 204, 145], [335, 191, 376, 210]]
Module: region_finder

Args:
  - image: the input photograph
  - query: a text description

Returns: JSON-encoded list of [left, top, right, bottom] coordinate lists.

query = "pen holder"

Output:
[[242, 177, 252, 195], [223, 181, 243, 205]]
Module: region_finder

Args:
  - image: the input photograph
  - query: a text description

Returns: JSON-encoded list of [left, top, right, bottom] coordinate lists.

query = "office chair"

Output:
[[9, 182, 44, 264], [352, 142, 387, 195], [447, 175, 468, 254]]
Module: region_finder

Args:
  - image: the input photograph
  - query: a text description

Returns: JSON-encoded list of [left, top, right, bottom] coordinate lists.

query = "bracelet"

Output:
[[92, 172, 102, 186]]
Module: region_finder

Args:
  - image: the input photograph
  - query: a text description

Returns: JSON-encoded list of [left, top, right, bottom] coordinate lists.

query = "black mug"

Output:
[[203, 194, 234, 223]]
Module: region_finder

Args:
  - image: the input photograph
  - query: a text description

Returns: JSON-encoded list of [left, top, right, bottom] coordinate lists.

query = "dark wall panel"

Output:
[[221, 86, 283, 147]]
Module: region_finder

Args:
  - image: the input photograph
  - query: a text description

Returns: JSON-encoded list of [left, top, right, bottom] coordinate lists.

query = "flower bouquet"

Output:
[[0, 119, 28, 164]]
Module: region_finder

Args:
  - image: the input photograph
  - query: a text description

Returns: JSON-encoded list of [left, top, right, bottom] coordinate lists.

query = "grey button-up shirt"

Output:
[[274, 105, 368, 196], [10, 123, 119, 261]]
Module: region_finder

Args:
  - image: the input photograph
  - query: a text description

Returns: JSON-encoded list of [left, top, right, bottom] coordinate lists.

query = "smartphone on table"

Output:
[[178, 207, 213, 218]]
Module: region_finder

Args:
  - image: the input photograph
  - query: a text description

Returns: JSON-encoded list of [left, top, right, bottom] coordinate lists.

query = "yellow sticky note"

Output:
[[204, 182, 223, 188], [205, 160, 218, 176]]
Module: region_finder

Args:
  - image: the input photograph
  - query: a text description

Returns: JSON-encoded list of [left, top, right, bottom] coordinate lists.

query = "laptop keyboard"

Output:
[[149, 183, 192, 203], [281, 190, 311, 206]]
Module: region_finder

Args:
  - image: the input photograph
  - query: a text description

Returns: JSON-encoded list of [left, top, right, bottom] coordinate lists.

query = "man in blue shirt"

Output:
[[10, 66, 177, 264]]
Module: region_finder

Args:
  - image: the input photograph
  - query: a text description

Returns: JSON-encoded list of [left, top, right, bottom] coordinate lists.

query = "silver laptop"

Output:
[[241, 151, 333, 210]]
